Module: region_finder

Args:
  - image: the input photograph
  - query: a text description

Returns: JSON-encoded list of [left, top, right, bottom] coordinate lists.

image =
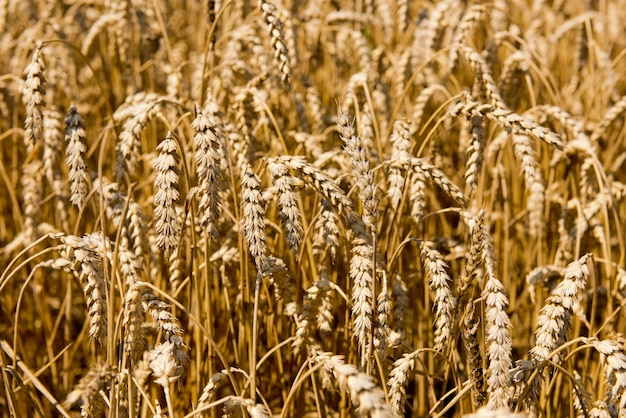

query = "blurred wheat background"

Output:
[[1, 0, 626, 417]]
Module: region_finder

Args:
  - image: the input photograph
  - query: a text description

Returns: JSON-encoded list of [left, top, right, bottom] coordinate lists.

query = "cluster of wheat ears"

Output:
[[1, 0, 626, 417]]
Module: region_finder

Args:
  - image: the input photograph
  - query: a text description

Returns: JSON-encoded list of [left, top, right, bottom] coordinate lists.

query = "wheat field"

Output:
[[1, 0, 626, 417]]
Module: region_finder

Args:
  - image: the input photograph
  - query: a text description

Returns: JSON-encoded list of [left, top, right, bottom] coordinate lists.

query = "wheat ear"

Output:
[[64, 105, 89, 209], [588, 339, 626, 412], [464, 111, 486, 198], [43, 108, 69, 232], [63, 361, 114, 417], [192, 101, 225, 242], [387, 120, 411, 211], [267, 159, 304, 256], [410, 157, 467, 207], [314, 352, 393, 416], [312, 199, 340, 262], [591, 95, 626, 143], [240, 164, 267, 270], [153, 131, 182, 255], [259, 0, 291, 85], [478, 214, 513, 409], [337, 109, 379, 232], [293, 274, 335, 355], [419, 240, 456, 353], [23, 45, 46, 153], [115, 97, 163, 181], [197, 371, 227, 408], [60, 233, 110, 342], [451, 92, 565, 151], [21, 160, 43, 241], [512, 134, 546, 239], [521, 254, 591, 413]]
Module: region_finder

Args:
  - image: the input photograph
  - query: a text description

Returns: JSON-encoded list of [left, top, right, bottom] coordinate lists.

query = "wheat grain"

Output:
[[358, 105, 379, 163], [531, 254, 591, 361], [93, 177, 148, 268], [305, 83, 325, 134], [457, 44, 507, 109], [148, 340, 188, 387], [529, 104, 585, 141], [571, 370, 591, 418], [394, 0, 408, 40], [410, 0, 446, 73], [192, 100, 225, 243], [411, 84, 446, 135], [588, 401, 613, 418], [375, 270, 392, 357], [391, 276, 410, 341], [408, 166, 427, 222]]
